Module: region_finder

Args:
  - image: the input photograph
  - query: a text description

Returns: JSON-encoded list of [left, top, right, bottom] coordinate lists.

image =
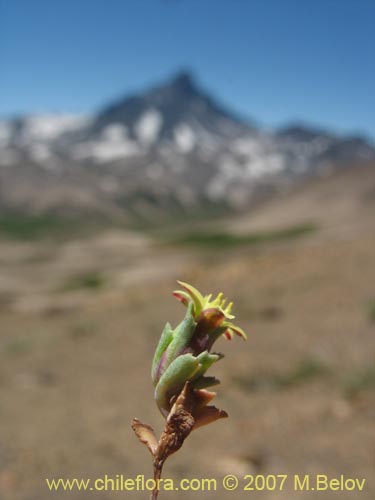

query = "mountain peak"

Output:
[[92, 69, 250, 142], [1, 69, 374, 217], [169, 70, 196, 93]]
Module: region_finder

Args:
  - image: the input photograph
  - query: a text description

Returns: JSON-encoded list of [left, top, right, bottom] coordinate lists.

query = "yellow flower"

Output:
[[173, 281, 247, 341]]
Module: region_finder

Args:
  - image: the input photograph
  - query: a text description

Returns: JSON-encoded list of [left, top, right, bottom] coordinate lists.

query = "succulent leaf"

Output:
[[151, 322, 174, 385], [155, 353, 201, 414], [153, 281, 247, 419]]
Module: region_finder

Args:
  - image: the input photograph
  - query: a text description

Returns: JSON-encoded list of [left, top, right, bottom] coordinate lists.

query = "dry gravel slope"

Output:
[[0, 163, 374, 499]]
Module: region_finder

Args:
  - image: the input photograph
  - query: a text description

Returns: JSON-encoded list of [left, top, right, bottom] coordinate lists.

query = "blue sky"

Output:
[[1, 0, 374, 137]]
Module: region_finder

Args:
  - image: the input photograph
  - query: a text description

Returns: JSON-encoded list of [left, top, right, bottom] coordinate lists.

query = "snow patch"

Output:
[[174, 124, 196, 153], [101, 124, 128, 142], [245, 155, 285, 178], [135, 109, 162, 146], [21, 114, 91, 143], [232, 137, 263, 156], [72, 124, 140, 162]]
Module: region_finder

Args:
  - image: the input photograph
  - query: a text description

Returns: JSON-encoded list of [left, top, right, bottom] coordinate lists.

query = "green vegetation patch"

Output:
[[0, 213, 108, 241], [5, 336, 35, 354], [170, 223, 317, 248], [367, 299, 375, 324], [343, 366, 375, 398], [70, 321, 98, 339], [61, 271, 105, 292], [234, 357, 330, 393]]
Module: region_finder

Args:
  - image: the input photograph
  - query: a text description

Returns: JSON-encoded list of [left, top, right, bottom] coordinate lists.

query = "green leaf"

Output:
[[155, 353, 201, 414], [164, 302, 196, 368], [151, 322, 174, 386]]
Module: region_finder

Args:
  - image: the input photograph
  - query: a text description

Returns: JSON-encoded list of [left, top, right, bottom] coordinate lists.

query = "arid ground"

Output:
[[1, 164, 374, 499]]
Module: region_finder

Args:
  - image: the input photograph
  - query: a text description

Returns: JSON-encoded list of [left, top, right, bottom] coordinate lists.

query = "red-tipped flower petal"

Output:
[[227, 324, 247, 340], [224, 329, 234, 340], [172, 291, 190, 306]]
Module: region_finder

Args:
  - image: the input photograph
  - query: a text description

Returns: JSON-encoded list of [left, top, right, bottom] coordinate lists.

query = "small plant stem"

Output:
[[151, 460, 163, 500]]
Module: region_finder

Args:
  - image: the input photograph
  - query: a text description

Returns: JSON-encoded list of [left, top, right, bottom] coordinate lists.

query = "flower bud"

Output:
[[151, 282, 247, 422]]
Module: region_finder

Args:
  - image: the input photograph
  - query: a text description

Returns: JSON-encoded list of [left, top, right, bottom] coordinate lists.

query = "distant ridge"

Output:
[[0, 70, 373, 217]]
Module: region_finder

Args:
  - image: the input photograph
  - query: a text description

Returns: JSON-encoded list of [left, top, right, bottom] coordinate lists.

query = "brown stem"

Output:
[[133, 383, 214, 500], [151, 460, 163, 500]]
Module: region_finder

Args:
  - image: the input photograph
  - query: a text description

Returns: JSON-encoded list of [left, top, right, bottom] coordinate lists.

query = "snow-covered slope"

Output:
[[0, 71, 373, 215]]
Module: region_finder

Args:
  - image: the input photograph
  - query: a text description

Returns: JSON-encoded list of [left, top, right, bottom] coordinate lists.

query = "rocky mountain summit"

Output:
[[0, 71, 373, 217]]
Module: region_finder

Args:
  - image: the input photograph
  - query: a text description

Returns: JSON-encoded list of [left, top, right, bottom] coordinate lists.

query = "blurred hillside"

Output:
[[0, 160, 374, 499]]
